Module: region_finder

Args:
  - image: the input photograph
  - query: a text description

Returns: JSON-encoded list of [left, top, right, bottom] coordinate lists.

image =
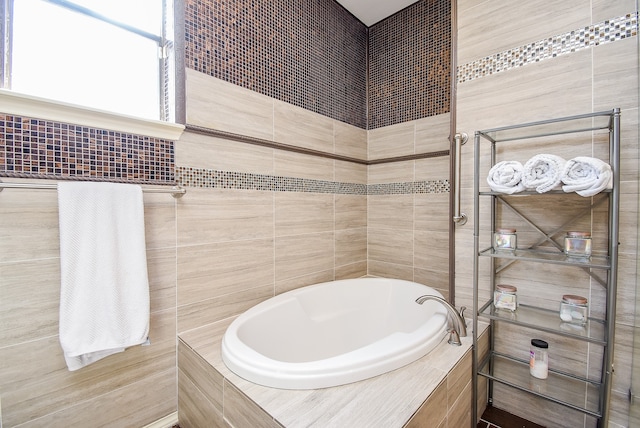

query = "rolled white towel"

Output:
[[487, 160, 525, 194], [522, 154, 566, 193], [561, 156, 613, 197]]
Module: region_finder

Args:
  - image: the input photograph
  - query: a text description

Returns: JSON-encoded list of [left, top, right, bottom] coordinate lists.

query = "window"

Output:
[[4, 0, 172, 121]]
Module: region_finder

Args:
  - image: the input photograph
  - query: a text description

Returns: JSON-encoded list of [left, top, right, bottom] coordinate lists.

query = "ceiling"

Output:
[[335, 0, 420, 26]]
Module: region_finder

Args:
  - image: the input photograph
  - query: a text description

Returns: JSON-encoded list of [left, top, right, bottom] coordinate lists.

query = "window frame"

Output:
[[0, 0, 184, 140]]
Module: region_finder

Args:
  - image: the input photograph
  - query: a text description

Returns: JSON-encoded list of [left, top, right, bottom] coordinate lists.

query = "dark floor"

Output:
[[478, 405, 546, 428]]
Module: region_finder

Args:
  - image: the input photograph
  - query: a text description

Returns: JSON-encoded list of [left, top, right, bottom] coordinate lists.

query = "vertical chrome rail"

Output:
[[452, 132, 468, 225]]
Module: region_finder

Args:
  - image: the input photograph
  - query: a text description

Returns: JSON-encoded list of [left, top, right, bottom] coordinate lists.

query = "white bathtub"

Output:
[[221, 278, 449, 389]]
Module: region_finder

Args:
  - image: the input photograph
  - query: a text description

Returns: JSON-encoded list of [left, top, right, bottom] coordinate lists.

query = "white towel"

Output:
[[522, 154, 566, 193], [58, 182, 150, 371], [487, 160, 525, 194], [561, 156, 613, 197]]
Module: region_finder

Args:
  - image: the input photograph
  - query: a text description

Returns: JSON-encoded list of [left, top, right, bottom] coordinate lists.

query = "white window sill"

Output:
[[0, 89, 185, 141]]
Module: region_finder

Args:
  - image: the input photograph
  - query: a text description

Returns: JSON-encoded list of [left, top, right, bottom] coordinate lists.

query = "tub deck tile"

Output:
[[178, 317, 482, 427]]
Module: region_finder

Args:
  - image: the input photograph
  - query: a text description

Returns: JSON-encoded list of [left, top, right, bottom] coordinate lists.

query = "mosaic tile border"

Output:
[[457, 12, 639, 83], [0, 114, 175, 184], [176, 167, 450, 195]]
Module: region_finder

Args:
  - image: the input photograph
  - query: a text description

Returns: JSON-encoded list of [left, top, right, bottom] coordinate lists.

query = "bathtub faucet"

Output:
[[415, 295, 467, 346]]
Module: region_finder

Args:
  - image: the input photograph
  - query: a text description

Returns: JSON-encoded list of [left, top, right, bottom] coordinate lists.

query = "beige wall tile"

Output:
[[22, 369, 177, 428], [224, 381, 281, 428], [368, 260, 414, 281], [415, 113, 451, 153], [0, 258, 60, 347], [593, 38, 639, 112], [178, 339, 223, 413], [368, 121, 415, 160], [0, 309, 176, 426], [177, 284, 272, 334], [368, 194, 414, 230], [415, 193, 449, 231], [177, 238, 274, 306], [186, 69, 274, 140], [177, 188, 274, 246], [176, 131, 274, 175], [592, 0, 637, 22], [275, 193, 334, 236], [275, 270, 335, 295], [368, 161, 415, 184], [414, 155, 450, 182], [335, 261, 368, 280], [147, 247, 177, 314], [404, 380, 447, 428], [0, 186, 59, 263], [334, 120, 367, 159], [447, 350, 472, 406], [178, 367, 225, 428], [414, 230, 449, 273], [275, 231, 334, 282], [335, 194, 367, 230], [335, 227, 367, 267], [335, 159, 367, 184], [274, 150, 335, 181], [273, 100, 334, 153], [143, 193, 177, 251], [368, 228, 414, 266], [457, 0, 591, 64]]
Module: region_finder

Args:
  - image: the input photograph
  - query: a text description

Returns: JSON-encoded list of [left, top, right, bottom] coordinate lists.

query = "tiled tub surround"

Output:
[[177, 317, 489, 427], [455, 1, 639, 427], [184, 0, 451, 130]]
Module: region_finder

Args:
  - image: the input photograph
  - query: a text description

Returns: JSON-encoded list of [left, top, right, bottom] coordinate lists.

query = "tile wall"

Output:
[[184, 0, 451, 130], [0, 0, 454, 424], [455, 0, 639, 427]]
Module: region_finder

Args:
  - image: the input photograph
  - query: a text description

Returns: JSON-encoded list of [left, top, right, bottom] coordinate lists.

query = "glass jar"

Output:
[[529, 339, 549, 379], [494, 284, 517, 311], [560, 295, 588, 325], [494, 228, 517, 251], [564, 231, 592, 258]]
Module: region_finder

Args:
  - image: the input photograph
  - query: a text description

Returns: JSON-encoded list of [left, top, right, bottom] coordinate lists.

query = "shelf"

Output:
[[478, 189, 612, 197], [478, 352, 602, 417], [475, 110, 614, 143], [478, 247, 611, 269], [478, 301, 606, 345]]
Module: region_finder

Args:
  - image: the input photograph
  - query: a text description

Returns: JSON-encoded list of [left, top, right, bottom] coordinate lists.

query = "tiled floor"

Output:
[[478, 405, 546, 428]]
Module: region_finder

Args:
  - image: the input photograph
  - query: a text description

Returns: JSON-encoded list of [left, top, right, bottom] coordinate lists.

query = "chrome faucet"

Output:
[[415, 295, 467, 346]]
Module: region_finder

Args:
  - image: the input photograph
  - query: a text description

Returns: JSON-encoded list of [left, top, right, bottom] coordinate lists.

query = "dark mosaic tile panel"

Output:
[[0, 115, 175, 184], [368, 0, 451, 129], [184, 0, 368, 128], [176, 166, 449, 195]]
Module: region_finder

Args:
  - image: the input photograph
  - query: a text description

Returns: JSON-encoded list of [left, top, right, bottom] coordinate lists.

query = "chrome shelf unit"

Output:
[[472, 109, 620, 427]]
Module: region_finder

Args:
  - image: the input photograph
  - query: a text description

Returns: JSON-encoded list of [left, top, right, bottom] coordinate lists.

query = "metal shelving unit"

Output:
[[472, 109, 620, 427]]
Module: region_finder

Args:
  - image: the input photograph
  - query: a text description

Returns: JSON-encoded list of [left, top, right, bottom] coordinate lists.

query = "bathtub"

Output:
[[221, 278, 449, 389]]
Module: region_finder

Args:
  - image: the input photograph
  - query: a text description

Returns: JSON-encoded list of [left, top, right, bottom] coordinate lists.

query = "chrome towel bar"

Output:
[[0, 180, 186, 198]]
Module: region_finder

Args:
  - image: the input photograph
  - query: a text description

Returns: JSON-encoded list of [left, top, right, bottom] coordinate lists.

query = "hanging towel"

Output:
[[522, 154, 566, 193], [486, 160, 525, 194], [57, 182, 150, 371], [561, 156, 613, 197]]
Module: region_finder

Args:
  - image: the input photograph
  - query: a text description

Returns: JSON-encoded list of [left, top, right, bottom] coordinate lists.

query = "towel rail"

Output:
[[0, 179, 186, 198]]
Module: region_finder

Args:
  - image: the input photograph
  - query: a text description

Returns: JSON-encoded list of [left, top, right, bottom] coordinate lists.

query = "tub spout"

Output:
[[415, 295, 467, 346]]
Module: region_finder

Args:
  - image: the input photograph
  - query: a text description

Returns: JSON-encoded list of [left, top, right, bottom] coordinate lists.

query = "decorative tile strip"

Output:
[[175, 166, 449, 195], [0, 114, 175, 184], [458, 12, 639, 83]]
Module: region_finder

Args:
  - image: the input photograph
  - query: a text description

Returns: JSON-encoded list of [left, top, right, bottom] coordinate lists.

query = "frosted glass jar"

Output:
[[494, 284, 517, 311], [529, 339, 549, 379], [560, 295, 588, 325], [564, 231, 592, 258], [494, 228, 517, 251]]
